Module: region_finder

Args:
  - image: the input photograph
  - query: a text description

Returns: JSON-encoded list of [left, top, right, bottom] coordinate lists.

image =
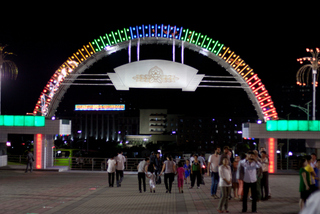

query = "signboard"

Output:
[[108, 60, 204, 91], [75, 104, 125, 111]]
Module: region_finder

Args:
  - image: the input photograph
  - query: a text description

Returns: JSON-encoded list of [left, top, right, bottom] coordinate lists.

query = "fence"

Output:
[[277, 159, 299, 170], [7, 155, 144, 171], [69, 157, 144, 171], [7, 155, 27, 165], [7, 155, 300, 171]]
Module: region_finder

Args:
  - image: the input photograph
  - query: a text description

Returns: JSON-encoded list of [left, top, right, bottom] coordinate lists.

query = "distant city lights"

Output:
[[75, 104, 125, 111]]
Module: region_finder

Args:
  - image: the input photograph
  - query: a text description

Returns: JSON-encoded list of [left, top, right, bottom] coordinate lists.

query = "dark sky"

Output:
[[1, 4, 319, 119]]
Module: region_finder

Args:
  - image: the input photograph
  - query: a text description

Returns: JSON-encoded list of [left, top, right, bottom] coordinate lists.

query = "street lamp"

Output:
[[290, 100, 312, 120], [296, 48, 320, 120]]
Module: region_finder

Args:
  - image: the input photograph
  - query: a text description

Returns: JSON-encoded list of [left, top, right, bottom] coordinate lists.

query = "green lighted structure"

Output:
[[266, 120, 320, 131], [0, 115, 45, 127]]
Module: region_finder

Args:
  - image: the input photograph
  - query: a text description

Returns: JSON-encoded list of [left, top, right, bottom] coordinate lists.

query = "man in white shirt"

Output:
[[239, 151, 262, 213], [115, 151, 126, 187], [207, 146, 221, 198], [310, 153, 317, 169], [107, 156, 117, 187], [137, 157, 150, 193]]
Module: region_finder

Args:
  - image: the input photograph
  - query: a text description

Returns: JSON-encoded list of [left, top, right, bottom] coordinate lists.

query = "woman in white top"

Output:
[[217, 157, 232, 213]]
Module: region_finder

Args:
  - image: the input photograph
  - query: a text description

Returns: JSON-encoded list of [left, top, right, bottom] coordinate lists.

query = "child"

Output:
[[184, 159, 191, 185], [177, 162, 185, 193], [147, 165, 156, 193], [107, 156, 117, 187]]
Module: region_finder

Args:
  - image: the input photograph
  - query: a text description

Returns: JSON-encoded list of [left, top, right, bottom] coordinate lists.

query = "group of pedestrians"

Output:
[[208, 146, 270, 213], [299, 153, 320, 211], [135, 152, 206, 194]]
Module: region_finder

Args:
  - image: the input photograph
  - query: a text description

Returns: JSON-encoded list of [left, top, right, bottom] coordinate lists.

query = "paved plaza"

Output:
[[0, 170, 300, 214]]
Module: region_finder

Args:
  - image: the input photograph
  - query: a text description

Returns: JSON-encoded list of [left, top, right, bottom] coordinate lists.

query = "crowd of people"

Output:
[[207, 146, 269, 213], [298, 153, 320, 212], [105, 147, 274, 213]]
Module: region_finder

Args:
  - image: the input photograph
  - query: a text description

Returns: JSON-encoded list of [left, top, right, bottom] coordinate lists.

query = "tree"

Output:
[[0, 45, 18, 115]]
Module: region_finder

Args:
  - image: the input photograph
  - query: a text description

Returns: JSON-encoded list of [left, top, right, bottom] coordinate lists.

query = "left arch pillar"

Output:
[[34, 134, 54, 169]]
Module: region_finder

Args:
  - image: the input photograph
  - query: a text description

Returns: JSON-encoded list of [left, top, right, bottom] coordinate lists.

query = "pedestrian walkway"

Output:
[[0, 170, 300, 214]]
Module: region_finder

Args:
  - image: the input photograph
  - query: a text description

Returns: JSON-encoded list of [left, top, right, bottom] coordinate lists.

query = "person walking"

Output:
[[305, 155, 317, 194], [160, 156, 176, 193], [177, 161, 185, 193], [184, 159, 191, 185], [137, 157, 150, 193], [239, 151, 262, 213], [237, 153, 246, 201], [219, 146, 231, 166], [260, 151, 269, 200], [217, 157, 232, 213], [254, 150, 263, 201], [147, 165, 156, 193], [299, 158, 310, 210], [107, 156, 117, 187], [189, 155, 202, 189], [208, 146, 221, 199], [25, 151, 34, 173], [232, 157, 239, 200], [154, 152, 163, 184], [115, 151, 126, 187]]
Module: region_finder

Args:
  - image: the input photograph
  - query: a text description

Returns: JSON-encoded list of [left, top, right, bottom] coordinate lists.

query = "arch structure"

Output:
[[33, 24, 278, 122]]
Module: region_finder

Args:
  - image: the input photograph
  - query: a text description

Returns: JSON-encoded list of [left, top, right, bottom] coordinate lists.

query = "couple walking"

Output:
[[137, 156, 177, 194], [107, 152, 126, 187]]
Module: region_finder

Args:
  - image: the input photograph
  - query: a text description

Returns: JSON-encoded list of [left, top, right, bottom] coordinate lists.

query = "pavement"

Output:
[[0, 170, 301, 214]]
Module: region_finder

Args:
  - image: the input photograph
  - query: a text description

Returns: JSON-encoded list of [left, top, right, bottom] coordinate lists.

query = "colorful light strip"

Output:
[[267, 120, 320, 131], [36, 134, 42, 169], [34, 23, 278, 121], [268, 138, 275, 173], [75, 104, 125, 111], [0, 115, 45, 127]]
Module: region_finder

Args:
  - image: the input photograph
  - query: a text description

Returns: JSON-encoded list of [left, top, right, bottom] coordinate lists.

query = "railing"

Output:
[[69, 157, 144, 171], [277, 159, 299, 170], [7, 155, 27, 165]]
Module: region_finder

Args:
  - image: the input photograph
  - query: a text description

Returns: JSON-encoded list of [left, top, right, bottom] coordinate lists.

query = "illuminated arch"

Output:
[[33, 24, 278, 121]]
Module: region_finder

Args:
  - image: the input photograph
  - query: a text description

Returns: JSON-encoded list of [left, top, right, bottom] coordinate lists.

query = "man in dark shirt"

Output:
[[25, 151, 34, 173], [219, 146, 231, 166], [154, 152, 162, 184]]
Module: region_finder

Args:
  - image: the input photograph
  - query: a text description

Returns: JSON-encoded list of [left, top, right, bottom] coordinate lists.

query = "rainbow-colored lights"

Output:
[[33, 24, 278, 121], [218, 46, 278, 121]]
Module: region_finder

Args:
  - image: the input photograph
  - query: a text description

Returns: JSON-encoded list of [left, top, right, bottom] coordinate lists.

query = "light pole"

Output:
[[290, 100, 312, 120], [296, 48, 320, 120]]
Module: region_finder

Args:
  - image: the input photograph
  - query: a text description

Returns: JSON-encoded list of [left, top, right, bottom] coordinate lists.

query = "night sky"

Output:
[[1, 4, 319, 119]]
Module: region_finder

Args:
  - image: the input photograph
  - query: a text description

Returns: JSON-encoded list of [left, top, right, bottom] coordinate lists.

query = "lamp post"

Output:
[[290, 100, 312, 120], [296, 48, 320, 120]]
